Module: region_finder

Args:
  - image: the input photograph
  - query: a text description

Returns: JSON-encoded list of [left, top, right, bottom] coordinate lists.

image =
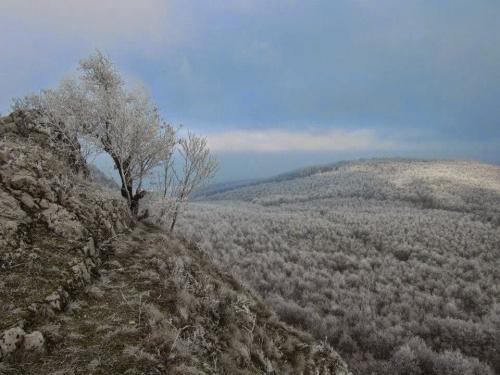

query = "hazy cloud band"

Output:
[[206, 129, 394, 153]]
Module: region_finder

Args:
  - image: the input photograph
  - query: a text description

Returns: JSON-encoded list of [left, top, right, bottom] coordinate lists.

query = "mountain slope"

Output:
[[88, 164, 120, 191], [0, 111, 348, 375]]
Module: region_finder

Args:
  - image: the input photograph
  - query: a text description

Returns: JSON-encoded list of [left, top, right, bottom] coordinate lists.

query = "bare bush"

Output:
[[168, 132, 218, 231]]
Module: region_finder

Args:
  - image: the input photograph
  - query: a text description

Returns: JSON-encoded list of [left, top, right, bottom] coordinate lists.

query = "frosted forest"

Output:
[[176, 159, 500, 374]]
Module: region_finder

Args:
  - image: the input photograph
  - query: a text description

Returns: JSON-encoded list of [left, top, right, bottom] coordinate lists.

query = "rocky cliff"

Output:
[[0, 111, 348, 374]]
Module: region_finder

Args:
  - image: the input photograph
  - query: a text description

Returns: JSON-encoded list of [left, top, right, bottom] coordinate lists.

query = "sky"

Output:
[[1, 0, 499, 182]]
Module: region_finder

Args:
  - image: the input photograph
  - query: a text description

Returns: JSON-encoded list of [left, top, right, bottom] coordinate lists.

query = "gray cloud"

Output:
[[151, 0, 500, 141], [1, 0, 499, 180], [1, 1, 180, 47]]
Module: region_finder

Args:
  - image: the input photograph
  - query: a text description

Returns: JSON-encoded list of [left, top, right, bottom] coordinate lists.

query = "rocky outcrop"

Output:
[[0, 111, 348, 374], [0, 111, 132, 361]]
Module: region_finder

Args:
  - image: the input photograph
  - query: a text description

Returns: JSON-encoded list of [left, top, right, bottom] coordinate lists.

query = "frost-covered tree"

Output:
[[73, 52, 179, 215], [12, 51, 216, 218]]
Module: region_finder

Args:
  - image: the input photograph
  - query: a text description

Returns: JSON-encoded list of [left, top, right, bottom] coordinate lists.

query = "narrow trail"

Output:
[[6, 224, 168, 374]]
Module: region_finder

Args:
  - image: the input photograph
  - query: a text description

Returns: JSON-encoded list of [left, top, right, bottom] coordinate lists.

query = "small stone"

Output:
[[178, 306, 189, 322], [0, 150, 9, 163], [72, 261, 91, 283], [19, 193, 37, 209], [23, 331, 45, 353], [0, 327, 25, 357], [27, 303, 39, 313], [87, 237, 96, 257], [45, 291, 62, 311], [37, 178, 56, 202], [39, 198, 50, 209]]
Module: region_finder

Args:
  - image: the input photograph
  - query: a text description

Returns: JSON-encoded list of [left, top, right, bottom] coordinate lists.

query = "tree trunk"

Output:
[[116, 163, 132, 209], [112, 156, 140, 217], [169, 205, 179, 232], [131, 190, 146, 217]]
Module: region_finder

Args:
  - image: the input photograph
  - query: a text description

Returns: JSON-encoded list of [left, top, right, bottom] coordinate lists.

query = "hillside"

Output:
[[88, 164, 120, 191], [178, 160, 500, 374], [198, 159, 500, 217], [0, 111, 349, 375]]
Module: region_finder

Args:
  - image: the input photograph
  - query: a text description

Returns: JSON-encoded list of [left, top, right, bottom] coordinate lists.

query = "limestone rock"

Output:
[[71, 261, 92, 284], [44, 289, 69, 312], [19, 192, 37, 210], [0, 149, 10, 163], [23, 331, 45, 353], [0, 190, 28, 250], [41, 203, 84, 240], [0, 327, 25, 358], [9, 174, 37, 191], [38, 198, 49, 209], [82, 238, 96, 257]]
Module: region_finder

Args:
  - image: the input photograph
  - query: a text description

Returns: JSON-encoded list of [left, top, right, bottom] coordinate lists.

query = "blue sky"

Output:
[[1, 1, 499, 181]]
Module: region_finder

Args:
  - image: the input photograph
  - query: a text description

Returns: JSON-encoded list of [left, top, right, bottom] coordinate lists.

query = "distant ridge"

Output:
[[195, 157, 445, 199]]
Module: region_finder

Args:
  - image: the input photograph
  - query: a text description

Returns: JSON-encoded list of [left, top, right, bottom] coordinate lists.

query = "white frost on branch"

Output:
[[12, 51, 217, 220]]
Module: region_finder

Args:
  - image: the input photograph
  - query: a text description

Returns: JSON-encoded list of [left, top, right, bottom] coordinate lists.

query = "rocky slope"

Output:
[[0, 111, 348, 375]]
